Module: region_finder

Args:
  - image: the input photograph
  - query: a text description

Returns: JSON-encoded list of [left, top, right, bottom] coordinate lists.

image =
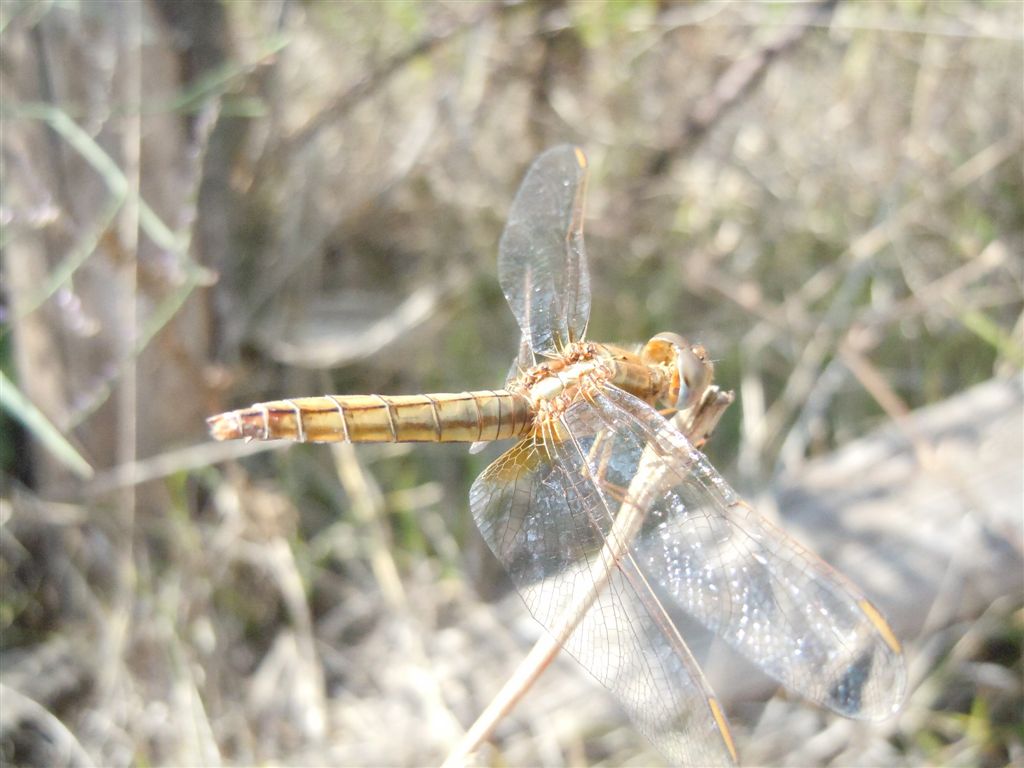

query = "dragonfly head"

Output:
[[641, 332, 712, 412]]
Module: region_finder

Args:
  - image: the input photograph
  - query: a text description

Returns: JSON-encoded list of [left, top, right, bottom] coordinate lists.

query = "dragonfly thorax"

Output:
[[512, 339, 692, 422], [513, 342, 617, 413]]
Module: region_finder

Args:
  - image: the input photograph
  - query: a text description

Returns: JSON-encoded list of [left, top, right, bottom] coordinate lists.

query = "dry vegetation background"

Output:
[[1, 1, 1022, 766]]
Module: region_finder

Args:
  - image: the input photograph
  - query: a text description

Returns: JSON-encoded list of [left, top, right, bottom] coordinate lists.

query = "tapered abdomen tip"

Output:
[[207, 412, 244, 441]]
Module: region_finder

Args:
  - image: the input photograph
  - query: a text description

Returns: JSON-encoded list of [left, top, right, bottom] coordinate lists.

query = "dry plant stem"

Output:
[[650, 0, 840, 174], [331, 443, 407, 609], [439, 615, 566, 767], [282, 4, 518, 154], [836, 342, 914, 430], [104, 4, 143, 705], [757, 133, 1021, 470], [443, 390, 732, 766], [441, 445, 648, 768], [84, 439, 275, 496], [0, 684, 95, 768]]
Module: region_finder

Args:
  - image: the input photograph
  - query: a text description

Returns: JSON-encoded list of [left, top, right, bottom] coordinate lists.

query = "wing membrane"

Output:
[[498, 145, 591, 357], [472, 438, 737, 766], [470, 384, 905, 764], [578, 386, 907, 720]]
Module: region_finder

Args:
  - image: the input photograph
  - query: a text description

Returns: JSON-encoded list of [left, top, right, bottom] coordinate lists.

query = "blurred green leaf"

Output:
[[956, 307, 1024, 368], [384, 0, 425, 35], [0, 369, 93, 479]]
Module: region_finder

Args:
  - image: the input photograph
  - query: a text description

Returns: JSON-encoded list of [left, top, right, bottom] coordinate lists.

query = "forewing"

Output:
[[584, 386, 907, 720], [505, 336, 535, 384], [471, 438, 737, 766], [498, 145, 591, 356]]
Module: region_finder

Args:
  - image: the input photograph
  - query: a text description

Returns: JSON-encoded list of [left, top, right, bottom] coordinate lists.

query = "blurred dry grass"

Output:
[[1, 1, 1022, 766]]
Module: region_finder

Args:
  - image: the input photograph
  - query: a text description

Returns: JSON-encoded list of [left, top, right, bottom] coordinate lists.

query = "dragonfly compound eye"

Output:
[[643, 332, 711, 412]]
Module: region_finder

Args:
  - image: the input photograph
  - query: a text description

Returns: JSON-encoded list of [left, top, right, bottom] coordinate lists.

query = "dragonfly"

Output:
[[208, 145, 906, 766]]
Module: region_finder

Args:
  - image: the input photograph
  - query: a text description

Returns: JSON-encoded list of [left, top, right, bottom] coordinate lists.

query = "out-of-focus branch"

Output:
[[281, 3, 521, 156], [648, 0, 841, 176]]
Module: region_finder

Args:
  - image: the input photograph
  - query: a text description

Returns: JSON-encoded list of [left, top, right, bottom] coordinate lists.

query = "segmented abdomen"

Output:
[[207, 390, 533, 444]]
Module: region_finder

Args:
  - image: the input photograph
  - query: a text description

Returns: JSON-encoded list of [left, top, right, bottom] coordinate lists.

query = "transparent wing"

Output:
[[470, 386, 906, 764], [498, 145, 591, 357], [504, 337, 535, 386], [578, 386, 907, 719], [471, 435, 737, 766]]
